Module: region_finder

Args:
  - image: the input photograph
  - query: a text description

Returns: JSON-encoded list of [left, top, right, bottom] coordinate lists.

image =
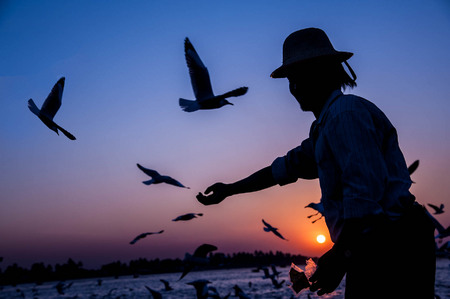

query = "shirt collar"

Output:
[[316, 89, 343, 125]]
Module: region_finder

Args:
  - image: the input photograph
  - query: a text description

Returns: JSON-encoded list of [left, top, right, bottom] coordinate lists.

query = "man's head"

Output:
[[272, 28, 356, 113]]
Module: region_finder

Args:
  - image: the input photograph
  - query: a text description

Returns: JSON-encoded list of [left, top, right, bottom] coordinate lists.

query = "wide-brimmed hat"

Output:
[[271, 28, 353, 78]]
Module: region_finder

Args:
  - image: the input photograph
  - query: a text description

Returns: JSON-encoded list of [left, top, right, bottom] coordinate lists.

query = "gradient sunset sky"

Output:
[[1, 0, 449, 269]]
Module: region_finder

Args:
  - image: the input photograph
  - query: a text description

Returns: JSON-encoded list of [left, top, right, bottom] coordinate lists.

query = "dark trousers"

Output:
[[345, 204, 436, 299]]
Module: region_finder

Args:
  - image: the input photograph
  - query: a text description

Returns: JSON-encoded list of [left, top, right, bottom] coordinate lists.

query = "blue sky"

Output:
[[1, 0, 449, 268]]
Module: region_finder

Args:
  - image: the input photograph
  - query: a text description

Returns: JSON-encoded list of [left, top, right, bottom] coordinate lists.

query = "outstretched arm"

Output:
[[196, 166, 276, 206]]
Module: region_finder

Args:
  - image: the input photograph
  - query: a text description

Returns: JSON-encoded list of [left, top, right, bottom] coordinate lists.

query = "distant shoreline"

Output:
[[0, 250, 314, 286]]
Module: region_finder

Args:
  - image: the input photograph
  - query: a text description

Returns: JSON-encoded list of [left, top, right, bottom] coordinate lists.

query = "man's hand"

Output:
[[196, 183, 231, 206], [309, 245, 346, 296]]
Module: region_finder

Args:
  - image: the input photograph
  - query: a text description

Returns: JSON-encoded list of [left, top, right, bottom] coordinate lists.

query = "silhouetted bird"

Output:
[[179, 243, 218, 280], [262, 219, 288, 241], [179, 37, 248, 112], [172, 213, 203, 221], [137, 163, 190, 189], [160, 279, 173, 291], [129, 230, 164, 245], [232, 285, 251, 299], [96, 279, 102, 286], [28, 77, 76, 140], [145, 286, 162, 299], [427, 203, 444, 215], [187, 279, 211, 299]]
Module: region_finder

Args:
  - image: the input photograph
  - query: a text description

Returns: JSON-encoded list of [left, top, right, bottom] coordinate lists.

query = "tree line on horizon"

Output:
[[0, 250, 311, 286]]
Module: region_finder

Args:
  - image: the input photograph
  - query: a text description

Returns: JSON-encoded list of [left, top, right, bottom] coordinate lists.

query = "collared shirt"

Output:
[[271, 90, 415, 242]]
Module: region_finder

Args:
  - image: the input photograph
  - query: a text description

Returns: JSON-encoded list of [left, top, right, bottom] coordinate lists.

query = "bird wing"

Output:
[[27, 99, 41, 116], [184, 37, 214, 101], [272, 230, 287, 240], [193, 243, 217, 258], [219, 87, 248, 99], [54, 123, 76, 140], [130, 231, 163, 244], [407, 160, 419, 175], [262, 219, 275, 230], [163, 176, 189, 188], [136, 164, 160, 178], [130, 233, 146, 244], [178, 264, 193, 281], [427, 203, 440, 212], [40, 77, 65, 120]]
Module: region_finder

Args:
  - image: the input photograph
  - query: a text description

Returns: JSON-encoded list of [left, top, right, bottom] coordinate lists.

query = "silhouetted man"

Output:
[[197, 28, 436, 298]]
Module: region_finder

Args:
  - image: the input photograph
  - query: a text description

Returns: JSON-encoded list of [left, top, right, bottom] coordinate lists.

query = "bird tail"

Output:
[[179, 98, 200, 112], [142, 180, 153, 185], [27, 99, 40, 116], [220, 87, 248, 98]]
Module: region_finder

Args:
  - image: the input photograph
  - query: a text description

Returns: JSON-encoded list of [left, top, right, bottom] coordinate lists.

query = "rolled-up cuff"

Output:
[[271, 156, 298, 186]]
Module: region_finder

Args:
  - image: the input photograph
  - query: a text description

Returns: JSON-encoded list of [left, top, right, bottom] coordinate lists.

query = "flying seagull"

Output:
[[172, 213, 203, 221], [179, 37, 248, 112], [129, 230, 164, 245], [27, 77, 76, 140], [427, 203, 444, 215], [179, 243, 218, 280], [137, 163, 190, 189], [262, 219, 288, 241]]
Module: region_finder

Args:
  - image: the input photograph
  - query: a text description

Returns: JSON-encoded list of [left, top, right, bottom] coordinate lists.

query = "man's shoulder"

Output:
[[330, 93, 378, 115]]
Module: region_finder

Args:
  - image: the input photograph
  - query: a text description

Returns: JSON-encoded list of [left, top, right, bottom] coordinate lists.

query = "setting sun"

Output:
[[316, 234, 326, 244]]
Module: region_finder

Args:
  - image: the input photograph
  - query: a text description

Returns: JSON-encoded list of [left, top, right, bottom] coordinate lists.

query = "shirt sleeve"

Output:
[[271, 137, 318, 186], [324, 108, 386, 220]]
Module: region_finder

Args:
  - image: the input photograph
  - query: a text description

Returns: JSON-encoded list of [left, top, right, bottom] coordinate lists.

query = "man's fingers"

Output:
[[205, 186, 213, 194], [196, 193, 207, 204]]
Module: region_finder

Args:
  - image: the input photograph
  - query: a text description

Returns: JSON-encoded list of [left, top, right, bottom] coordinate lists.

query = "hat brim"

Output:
[[271, 51, 353, 78]]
